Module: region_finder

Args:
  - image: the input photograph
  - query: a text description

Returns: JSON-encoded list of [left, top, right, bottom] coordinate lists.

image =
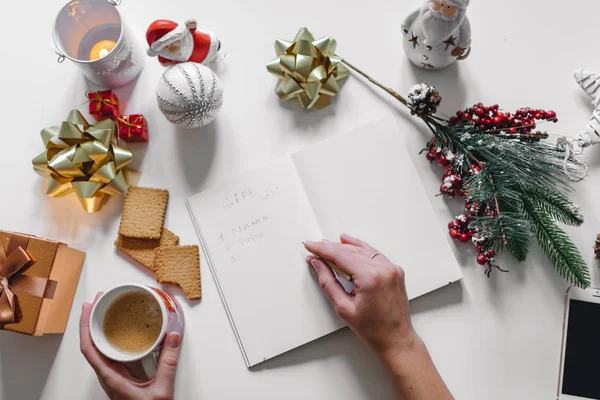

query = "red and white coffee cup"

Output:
[[89, 283, 185, 379]]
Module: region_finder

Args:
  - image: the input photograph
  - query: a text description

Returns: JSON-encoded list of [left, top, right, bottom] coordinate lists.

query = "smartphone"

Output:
[[557, 287, 600, 399]]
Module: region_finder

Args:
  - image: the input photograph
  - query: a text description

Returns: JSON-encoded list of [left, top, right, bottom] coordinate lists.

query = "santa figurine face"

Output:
[[164, 41, 182, 56], [430, 0, 459, 19], [146, 19, 221, 66], [401, 0, 471, 69]]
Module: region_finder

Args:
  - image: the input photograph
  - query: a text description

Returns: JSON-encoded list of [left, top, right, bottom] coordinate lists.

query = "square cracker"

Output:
[[119, 187, 169, 239], [114, 228, 179, 271], [155, 246, 201, 300]]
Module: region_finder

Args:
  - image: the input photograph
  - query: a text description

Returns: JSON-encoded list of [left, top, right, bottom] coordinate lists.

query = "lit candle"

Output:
[[89, 40, 117, 61], [53, 0, 145, 88]]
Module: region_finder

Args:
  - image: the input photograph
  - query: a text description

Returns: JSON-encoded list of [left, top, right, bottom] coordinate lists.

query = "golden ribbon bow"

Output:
[[0, 234, 56, 324], [266, 27, 349, 110], [32, 110, 133, 213]]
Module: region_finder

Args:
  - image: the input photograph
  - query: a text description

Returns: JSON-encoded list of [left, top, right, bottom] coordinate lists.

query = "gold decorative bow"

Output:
[[266, 27, 349, 110], [0, 234, 56, 324], [32, 110, 133, 213]]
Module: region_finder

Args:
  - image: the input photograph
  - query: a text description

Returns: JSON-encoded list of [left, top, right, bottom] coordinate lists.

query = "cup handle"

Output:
[[140, 352, 158, 379]]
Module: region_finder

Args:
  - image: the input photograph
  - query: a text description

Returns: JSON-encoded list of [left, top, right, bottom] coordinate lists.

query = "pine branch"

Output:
[[463, 160, 530, 261], [465, 168, 523, 211], [520, 184, 584, 226], [435, 123, 587, 277], [471, 214, 531, 261], [338, 71, 589, 284], [480, 163, 507, 245], [521, 197, 590, 287]]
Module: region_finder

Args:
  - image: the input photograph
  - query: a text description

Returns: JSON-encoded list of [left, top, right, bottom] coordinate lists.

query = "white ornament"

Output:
[[575, 69, 600, 108], [574, 69, 600, 147], [580, 109, 600, 147], [156, 62, 223, 129], [551, 69, 597, 183], [401, 0, 472, 70]]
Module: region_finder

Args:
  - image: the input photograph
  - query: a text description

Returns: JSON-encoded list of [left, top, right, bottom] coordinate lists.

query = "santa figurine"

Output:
[[401, 0, 471, 70], [146, 19, 221, 66]]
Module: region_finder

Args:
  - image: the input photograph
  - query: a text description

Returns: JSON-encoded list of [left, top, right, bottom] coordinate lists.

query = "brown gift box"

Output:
[[0, 230, 85, 336]]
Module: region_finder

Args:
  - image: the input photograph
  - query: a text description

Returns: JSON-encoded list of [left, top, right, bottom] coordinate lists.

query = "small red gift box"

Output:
[[118, 114, 149, 142], [88, 90, 120, 120]]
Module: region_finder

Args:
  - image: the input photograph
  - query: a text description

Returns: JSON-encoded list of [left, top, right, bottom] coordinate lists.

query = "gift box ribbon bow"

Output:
[[32, 110, 133, 213], [266, 27, 349, 110], [0, 234, 57, 324]]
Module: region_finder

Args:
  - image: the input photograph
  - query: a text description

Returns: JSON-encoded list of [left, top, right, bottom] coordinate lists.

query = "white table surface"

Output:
[[2, 0, 600, 399]]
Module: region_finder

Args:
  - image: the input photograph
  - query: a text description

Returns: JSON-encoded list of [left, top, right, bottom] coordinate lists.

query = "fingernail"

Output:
[[167, 332, 181, 349], [321, 239, 332, 243], [310, 259, 320, 270], [304, 240, 316, 246]]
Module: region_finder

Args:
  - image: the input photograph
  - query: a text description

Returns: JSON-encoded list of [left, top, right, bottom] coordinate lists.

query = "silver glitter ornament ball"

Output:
[[156, 62, 223, 129]]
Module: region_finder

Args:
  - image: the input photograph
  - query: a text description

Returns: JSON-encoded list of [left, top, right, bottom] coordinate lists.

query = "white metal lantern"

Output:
[[52, 0, 145, 88]]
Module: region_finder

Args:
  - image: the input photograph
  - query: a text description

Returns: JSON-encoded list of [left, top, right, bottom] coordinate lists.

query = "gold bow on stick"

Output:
[[266, 27, 349, 110], [32, 110, 133, 213], [0, 234, 56, 324]]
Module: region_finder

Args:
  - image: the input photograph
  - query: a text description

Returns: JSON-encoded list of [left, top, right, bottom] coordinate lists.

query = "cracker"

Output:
[[155, 246, 201, 300], [119, 187, 169, 239], [114, 228, 180, 271]]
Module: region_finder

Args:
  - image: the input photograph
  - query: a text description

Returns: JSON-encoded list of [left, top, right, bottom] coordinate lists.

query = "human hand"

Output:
[[80, 293, 182, 400], [304, 234, 417, 363]]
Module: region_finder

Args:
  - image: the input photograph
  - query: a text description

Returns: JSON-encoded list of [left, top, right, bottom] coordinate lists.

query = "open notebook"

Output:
[[187, 115, 462, 367]]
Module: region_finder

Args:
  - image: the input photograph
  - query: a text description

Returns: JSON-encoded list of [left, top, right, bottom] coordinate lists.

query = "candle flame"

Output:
[[89, 40, 116, 61]]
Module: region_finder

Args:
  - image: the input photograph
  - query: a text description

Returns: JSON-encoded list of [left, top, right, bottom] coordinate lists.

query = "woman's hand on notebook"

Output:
[[304, 235, 415, 357], [304, 234, 454, 400]]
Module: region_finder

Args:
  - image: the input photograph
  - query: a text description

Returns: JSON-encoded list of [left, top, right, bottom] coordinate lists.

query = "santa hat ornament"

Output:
[[146, 19, 220, 66]]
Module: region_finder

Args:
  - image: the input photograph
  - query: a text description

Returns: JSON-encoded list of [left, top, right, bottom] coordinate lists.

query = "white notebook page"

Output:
[[292, 116, 462, 300], [187, 157, 345, 367]]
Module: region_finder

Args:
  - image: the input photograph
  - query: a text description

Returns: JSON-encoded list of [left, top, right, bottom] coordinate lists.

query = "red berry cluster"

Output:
[[439, 166, 464, 199], [424, 137, 482, 199], [448, 214, 474, 244], [425, 137, 460, 174], [448, 103, 557, 143], [447, 211, 502, 275], [448, 201, 496, 249]]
